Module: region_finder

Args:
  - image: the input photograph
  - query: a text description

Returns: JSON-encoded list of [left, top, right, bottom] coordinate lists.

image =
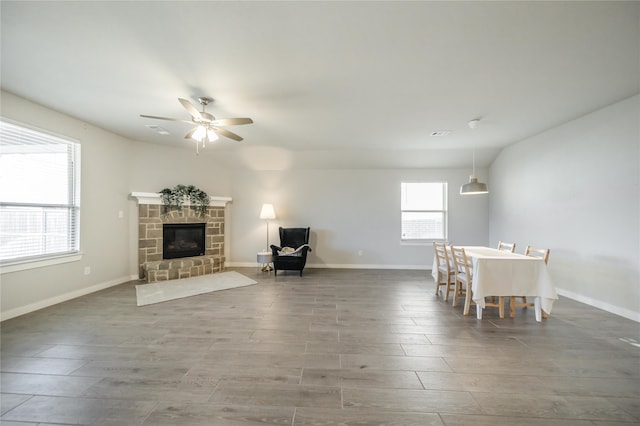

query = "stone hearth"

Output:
[[141, 255, 222, 283]]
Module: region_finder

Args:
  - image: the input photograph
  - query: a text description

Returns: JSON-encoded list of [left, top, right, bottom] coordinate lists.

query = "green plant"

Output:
[[159, 184, 210, 217]]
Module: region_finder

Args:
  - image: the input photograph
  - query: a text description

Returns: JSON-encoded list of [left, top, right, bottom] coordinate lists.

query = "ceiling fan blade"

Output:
[[140, 114, 192, 124], [210, 117, 254, 126], [211, 127, 243, 141], [178, 98, 203, 120]]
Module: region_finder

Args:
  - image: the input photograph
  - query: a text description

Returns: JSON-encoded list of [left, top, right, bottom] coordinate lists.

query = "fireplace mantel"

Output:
[[130, 192, 232, 207]]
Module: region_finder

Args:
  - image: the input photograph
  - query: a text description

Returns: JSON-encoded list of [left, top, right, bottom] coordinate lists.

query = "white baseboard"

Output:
[[309, 263, 429, 270], [227, 262, 264, 268], [555, 287, 640, 323], [226, 262, 429, 270], [1, 275, 134, 322]]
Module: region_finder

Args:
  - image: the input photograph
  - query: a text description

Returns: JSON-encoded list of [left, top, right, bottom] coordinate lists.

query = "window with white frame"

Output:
[[0, 119, 81, 264], [401, 182, 447, 241]]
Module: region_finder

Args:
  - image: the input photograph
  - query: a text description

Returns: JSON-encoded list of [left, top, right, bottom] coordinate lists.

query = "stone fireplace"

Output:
[[131, 192, 231, 283]]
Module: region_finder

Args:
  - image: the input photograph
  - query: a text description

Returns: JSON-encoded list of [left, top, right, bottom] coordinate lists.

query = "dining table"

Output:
[[432, 246, 558, 322]]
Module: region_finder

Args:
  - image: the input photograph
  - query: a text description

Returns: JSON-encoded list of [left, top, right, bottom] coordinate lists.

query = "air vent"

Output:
[[145, 124, 169, 135]]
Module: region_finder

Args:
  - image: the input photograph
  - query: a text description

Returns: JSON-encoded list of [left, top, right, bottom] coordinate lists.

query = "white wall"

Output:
[[1, 91, 134, 319], [490, 95, 640, 321], [228, 168, 489, 269]]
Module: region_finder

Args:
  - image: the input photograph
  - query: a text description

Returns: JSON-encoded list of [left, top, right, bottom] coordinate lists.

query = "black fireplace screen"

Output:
[[163, 223, 206, 259]]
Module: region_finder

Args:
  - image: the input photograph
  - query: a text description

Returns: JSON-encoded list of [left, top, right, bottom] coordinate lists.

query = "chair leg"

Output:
[[510, 296, 535, 317], [452, 281, 460, 307], [463, 283, 472, 316], [498, 296, 504, 319], [444, 277, 451, 302]]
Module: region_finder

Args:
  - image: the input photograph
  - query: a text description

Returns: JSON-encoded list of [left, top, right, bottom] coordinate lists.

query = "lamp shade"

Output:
[[259, 203, 276, 220], [192, 125, 207, 142], [460, 176, 489, 195], [206, 129, 219, 142]]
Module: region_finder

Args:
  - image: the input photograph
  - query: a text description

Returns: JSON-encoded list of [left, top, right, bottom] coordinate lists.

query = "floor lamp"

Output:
[[259, 203, 276, 271]]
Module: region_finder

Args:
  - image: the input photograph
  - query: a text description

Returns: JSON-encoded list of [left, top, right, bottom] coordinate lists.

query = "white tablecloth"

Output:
[[463, 246, 558, 315]]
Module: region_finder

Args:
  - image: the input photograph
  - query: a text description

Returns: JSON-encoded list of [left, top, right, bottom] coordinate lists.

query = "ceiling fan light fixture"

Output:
[[192, 125, 207, 142], [206, 129, 219, 142]]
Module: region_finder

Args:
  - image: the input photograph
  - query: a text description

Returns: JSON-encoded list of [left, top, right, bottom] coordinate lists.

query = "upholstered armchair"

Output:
[[270, 227, 311, 276]]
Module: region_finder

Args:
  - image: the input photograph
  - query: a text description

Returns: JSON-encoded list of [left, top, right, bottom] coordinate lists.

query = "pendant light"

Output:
[[460, 150, 488, 195], [460, 119, 488, 195]]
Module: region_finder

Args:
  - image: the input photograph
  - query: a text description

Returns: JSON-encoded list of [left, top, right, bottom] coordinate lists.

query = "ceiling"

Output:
[[1, 1, 638, 170]]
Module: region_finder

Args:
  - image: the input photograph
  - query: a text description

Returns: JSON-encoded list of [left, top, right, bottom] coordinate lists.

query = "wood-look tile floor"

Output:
[[1, 268, 639, 425]]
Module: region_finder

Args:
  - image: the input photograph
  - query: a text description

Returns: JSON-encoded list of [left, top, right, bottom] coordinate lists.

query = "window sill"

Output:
[[401, 238, 449, 245], [0, 253, 83, 274], [401, 240, 437, 246]]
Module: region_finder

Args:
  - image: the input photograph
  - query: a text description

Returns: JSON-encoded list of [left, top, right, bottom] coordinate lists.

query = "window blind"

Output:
[[0, 120, 81, 263]]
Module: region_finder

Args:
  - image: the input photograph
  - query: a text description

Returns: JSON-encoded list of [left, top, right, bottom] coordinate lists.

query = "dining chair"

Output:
[[510, 246, 550, 317], [492, 241, 516, 305], [450, 246, 472, 311], [497, 241, 516, 253], [433, 242, 455, 301], [452, 246, 505, 318]]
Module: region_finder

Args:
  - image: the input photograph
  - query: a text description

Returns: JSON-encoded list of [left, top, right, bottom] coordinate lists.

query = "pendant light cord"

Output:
[[472, 150, 476, 176]]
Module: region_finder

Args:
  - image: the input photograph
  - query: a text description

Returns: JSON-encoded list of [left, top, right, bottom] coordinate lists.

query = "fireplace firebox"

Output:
[[163, 223, 206, 259]]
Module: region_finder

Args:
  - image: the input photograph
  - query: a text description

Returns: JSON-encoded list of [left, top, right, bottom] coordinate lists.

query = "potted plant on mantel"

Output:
[[159, 184, 210, 217]]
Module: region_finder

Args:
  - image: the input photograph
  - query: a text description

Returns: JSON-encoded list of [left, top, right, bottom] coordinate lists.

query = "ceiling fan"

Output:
[[140, 97, 253, 154]]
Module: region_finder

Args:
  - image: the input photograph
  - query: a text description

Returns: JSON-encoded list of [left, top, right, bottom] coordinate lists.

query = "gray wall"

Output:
[[489, 95, 640, 320], [227, 168, 489, 269]]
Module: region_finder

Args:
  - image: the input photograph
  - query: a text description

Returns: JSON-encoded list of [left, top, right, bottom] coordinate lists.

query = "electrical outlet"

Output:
[[84, 266, 91, 275], [358, 250, 363, 256]]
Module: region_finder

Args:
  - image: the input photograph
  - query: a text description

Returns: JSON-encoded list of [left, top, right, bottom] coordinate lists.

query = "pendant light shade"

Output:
[[460, 176, 488, 194], [460, 150, 488, 195]]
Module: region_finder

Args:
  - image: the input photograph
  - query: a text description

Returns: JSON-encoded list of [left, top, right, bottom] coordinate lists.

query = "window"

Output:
[[401, 182, 447, 241], [0, 119, 81, 264]]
